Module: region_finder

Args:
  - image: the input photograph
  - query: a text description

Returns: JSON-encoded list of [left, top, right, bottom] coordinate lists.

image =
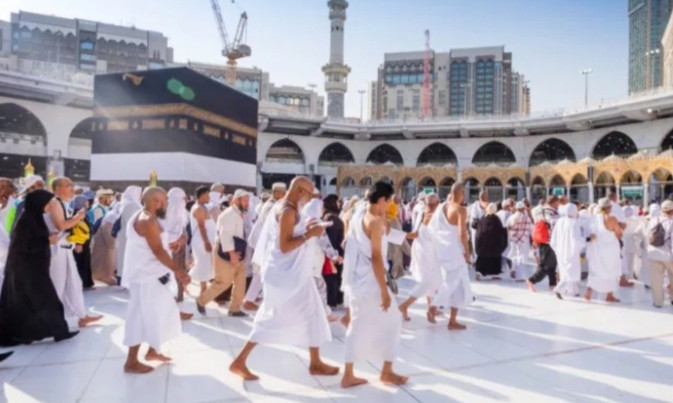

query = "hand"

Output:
[[590, 234, 596, 241], [74, 244, 83, 253], [168, 241, 180, 252], [406, 232, 418, 240], [463, 252, 471, 264], [230, 251, 241, 264], [306, 222, 325, 239], [332, 256, 344, 265], [177, 271, 191, 286], [49, 234, 59, 245], [75, 209, 86, 222], [380, 289, 391, 312], [204, 241, 212, 253]]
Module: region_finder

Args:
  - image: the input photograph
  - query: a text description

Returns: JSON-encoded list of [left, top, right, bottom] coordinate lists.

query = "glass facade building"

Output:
[[629, 0, 673, 93]]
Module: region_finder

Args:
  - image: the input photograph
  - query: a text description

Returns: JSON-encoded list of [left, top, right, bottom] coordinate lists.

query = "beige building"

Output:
[[663, 10, 673, 88]]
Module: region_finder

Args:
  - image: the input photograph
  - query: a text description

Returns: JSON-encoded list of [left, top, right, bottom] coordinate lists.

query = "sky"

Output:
[[1, 0, 628, 119]]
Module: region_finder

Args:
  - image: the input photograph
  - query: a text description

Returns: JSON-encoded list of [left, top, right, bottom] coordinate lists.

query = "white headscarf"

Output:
[[121, 185, 142, 210], [550, 203, 584, 271], [560, 203, 578, 219], [649, 203, 661, 219], [165, 187, 187, 242], [102, 203, 122, 225]]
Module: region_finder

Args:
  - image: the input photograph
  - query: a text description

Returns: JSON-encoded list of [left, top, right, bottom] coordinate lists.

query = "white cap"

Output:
[[515, 201, 525, 209], [233, 189, 249, 200], [272, 182, 287, 191], [96, 188, 114, 197], [597, 198, 611, 209], [662, 200, 673, 212], [23, 175, 44, 191], [417, 193, 426, 201], [260, 192, 270, 199], [502, 199, 512, 207]]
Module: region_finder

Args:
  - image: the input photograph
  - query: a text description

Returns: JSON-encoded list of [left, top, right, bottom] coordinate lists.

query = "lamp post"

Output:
[[358, 89, 366, 122], [581, 68, 593, 108], [646, 48, 661, 90]]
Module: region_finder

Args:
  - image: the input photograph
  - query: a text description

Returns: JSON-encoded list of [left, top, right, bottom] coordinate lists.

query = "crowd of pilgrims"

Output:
[[0, 172, 672, 386]]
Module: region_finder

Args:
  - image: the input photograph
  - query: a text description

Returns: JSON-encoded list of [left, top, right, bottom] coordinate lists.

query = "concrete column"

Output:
[[566, 185, 571, 198], [588, 182, 595, 204], [526, 186, 532, 201], [643, 182, 650, 207], [616, 184, 621, 202], [502, 187, 507, 201]]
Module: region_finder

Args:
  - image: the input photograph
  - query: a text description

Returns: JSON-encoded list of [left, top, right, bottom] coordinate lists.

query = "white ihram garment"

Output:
[[189, 206, 216, 282], [409, 216, 441, 298], [343, 217, 401, 363], [551, 205, 585, 296], [587, 214, 621, 294], [44, 209, 86, 323], [122, 211, 181, 349], [244, 199, 277, 303], [429, 203, 473, 309], [115, 186, 143, 280], [248, 205, 331, 348]]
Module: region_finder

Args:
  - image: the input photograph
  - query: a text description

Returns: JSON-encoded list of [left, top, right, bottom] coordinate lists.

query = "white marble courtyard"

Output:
[[2, 275, 673, 403]]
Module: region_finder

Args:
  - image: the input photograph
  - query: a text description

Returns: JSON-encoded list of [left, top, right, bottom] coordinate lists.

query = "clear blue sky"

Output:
[[2, 0, 628, 118]]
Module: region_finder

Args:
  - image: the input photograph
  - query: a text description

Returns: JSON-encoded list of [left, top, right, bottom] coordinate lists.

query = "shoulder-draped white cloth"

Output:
[[551, 204, 585, 296], [586, 214, 621, 293]]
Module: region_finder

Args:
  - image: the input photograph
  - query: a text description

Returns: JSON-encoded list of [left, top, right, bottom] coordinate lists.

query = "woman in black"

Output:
[[70, 195, 94, 289], [322, 194, 345, 308], [475, 203, 508, 280], [0, 190, 77, 346]]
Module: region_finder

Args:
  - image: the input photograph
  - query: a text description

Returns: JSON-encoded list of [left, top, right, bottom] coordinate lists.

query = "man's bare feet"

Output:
[[229, 360, 259, 381], [526, 280, 536, 293], [243, 301, 259, 311], [399, 304, 411, 321], [619, 276, 634, 287], [448, 321, 467, 331], [341, 375, 368, 388], [606, 294, 621, 303], [124, 361, 154, 374], [340, 313, 351, 328], [380, 371, 409, 386], [426, 306, 437, 324], [145, 349, 172, 362], [180, 312, 193, 321], [584, 288, 592, 302], [309, 361, 340, 376], [79, 314, 103, 327]]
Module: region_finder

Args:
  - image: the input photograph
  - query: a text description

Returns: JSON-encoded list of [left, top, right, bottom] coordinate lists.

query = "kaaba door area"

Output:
[[89, 67, 258, 192]]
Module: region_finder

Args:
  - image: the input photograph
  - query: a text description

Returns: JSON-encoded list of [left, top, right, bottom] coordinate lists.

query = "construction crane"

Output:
[[422, 29, 431, 119], [209, 0, 251, 85]]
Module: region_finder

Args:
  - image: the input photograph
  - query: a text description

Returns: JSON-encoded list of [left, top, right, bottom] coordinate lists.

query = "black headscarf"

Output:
[[13, 190, 54, 241]]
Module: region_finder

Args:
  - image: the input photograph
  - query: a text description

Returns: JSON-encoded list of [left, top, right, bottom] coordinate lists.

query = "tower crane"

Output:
[[209, 0, 251, 85]]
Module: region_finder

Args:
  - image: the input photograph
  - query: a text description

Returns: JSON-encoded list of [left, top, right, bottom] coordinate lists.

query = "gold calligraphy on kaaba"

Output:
[[179, 119, 188, 130], [107, 120, 129, 131], [142, 119, 166, 130], [203, 125, 221, 138], [231, 134, 247, 146]]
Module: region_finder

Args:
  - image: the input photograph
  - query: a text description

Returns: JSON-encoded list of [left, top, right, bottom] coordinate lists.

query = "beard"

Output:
[[156, 208, 167, 219]]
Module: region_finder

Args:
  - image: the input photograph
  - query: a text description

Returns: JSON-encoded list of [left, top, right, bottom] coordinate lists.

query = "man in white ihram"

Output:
[[229, 177, 337, 381], [122, 187, 190, 374]]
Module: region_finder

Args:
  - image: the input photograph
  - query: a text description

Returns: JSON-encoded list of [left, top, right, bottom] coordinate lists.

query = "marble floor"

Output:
[[2, 275, 673, 403]]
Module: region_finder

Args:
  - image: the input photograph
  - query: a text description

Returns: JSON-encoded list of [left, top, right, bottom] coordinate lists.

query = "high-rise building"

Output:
[[510, 72, 531, 115], [629, 0, 673, 93], [663, 10, 673, 87], [373, 46, 527, 120], [322, 0, 351, 118]]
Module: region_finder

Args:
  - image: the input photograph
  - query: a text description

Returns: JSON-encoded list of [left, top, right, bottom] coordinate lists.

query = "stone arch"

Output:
[[265, 138, 305, 163], [419, 176, 436, 187], [595, 171, 616, 185], [529, 138, 576, 166], [506, 176, 526, 200], [65, 118, 96, 183], [571, 173, 588, 185], [318, 142, 355, 166], [439, 177, 455, 186], [366, 144, 403, 165], [399, 176, 417, 201], [532, 176, 546, 187], [620, 170, 643, 185], [472, 141, 516, 166], [360, 177, 373, 187], [591, 131, 638, 159], [464, 177, 481, 203], [549, 174, 566, 187], [341, 176, 356, 187], [650, 168, 673, 202], [416, 142, 458, 166], [0, 102, 47, 139]]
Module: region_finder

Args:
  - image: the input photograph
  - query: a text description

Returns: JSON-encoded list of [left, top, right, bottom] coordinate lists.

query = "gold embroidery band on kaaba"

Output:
[[93, 103, 257, 138]]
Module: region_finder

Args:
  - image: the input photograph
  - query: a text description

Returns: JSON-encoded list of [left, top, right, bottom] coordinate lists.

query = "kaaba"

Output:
[[89, 67, 258, 191]]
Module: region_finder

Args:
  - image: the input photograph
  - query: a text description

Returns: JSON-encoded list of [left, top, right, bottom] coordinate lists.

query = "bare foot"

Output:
[[180, 312, 193, 321], [426, 307, 437, 324], [309, 361, 340, 376], [606, 294, 621, 303], [79, 315, 103, 327], [145, 350, 172, 362], [584, 288, 592, 302], [399, 305, 411, 321], [619, 277, 634, 287], [340, 313, 351, 328], [526, 280, 536, 293], [243, 301, 259, 311], [380, 371, 409, 386], [475, 273, 482, 282], [229, 360, 259, 381], [341, 375, 368, 388], [327, 314, 339, 323], [448, 321, 467, 331], [124, 361, 154, 374], [493, 276, 502, 281]]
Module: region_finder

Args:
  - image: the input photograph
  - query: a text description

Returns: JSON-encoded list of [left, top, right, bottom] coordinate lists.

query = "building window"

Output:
[[438, 90, 446, 106], [80, 41, 95, 50], [80, 53, 96, 61], [396, 94, 404, 110]]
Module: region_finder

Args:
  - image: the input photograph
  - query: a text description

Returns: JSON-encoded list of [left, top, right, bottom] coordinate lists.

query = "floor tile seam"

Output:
[[75, 357, 105, 403]]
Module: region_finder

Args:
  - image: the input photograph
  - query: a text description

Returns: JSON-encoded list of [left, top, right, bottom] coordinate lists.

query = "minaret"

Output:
[[322, 0, 351, 119]]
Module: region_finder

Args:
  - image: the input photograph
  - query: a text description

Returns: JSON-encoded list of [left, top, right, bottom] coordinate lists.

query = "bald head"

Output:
[[479, 190, 488, 202], [52, 176, 74, 201], [142, 186, 168, 218], [451, 183, 465, 204], [287, 176, 314, 206]]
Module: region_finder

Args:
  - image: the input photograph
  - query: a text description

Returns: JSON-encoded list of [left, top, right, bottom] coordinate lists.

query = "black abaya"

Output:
[[0, 190, 70, 346], [475, 215, 508, 277]]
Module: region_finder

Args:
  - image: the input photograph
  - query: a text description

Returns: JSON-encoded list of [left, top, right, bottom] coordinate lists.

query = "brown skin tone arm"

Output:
[[457, 206, 471, 262], [137, 215, 184, 276], [194, 206, 211, 251], [369, 218, 389, 294], [278, 207, 324, 254], [49, 199, 83, 232], [607, 216, 624, 239]]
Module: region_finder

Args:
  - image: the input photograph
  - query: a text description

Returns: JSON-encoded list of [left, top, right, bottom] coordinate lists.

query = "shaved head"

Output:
[[142, 186, 168, 218], [451, 183, 465, 204], [287, 176, 314, 207]]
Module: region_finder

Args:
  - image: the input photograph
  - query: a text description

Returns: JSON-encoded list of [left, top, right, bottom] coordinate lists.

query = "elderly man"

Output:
[[608, 191, 633, 287], [196, 189, 250, 317], [647, 200, 673, 307], [89, 189, 114, 234]]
